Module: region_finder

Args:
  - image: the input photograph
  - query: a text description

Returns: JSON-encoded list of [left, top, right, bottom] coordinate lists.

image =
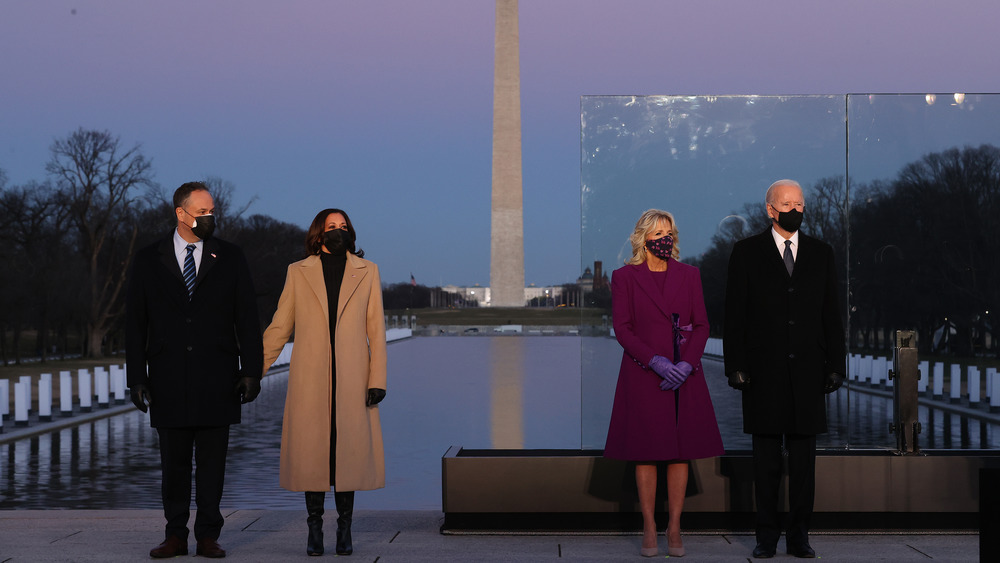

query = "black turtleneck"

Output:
[[320, 250, 347, 485]]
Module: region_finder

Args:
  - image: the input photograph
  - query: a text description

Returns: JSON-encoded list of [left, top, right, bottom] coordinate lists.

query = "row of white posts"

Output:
[[848, 354, 1000, 412], [0, 365, 128, 433], [703, 339, 999, 413], [387, 315, 417, 329]]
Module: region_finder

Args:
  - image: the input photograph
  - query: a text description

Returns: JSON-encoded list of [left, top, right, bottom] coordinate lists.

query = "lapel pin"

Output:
[[211, 253, 217, 258]]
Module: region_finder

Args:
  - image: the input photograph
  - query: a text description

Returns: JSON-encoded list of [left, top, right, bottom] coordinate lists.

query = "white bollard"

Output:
[[968, 366, 981, 404], [95, 367, 110, 407], [870, 356, 882, 386], [14, 381, 29, 427], [987, 367, 996, 400], [0, 379, 9, 419], [19, 375, 32, 413], [933, 362, 944, 397], [39, 373, 53, 422], [111, 365, 126, 404], [991, 371, 1000, 412], [59, 371, 73, 415], [950, 364, 962, 403], [918, 360, 929, 393], [78, 368, 93, 412]]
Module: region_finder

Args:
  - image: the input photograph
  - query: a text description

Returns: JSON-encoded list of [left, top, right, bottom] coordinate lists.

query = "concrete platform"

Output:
[[0, 510, 980, 561]]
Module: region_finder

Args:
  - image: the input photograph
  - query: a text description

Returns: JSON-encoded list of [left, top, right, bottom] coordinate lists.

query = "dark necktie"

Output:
[[183, 244, 197, 299], [783, 240, 794, 276]]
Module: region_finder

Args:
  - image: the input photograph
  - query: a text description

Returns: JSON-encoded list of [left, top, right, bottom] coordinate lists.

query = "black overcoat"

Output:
[[125, 233, 263, 428], [723, 230, 845, 435]]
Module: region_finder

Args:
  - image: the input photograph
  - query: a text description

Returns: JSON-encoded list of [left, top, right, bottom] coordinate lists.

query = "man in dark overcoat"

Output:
[[126, 182, 263, 559], [723, 179, 845, 559]]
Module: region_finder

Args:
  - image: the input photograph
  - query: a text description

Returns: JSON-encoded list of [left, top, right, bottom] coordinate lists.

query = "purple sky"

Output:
[[3, 1, 999, 285]]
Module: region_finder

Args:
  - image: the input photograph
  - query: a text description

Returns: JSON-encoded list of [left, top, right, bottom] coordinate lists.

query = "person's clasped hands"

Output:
[[649, 355, 692, 390]]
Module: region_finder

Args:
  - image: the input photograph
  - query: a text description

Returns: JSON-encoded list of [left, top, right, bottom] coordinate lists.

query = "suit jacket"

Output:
[[604, 261, 724, 461], [723, 229, 845, 435], [262, 253, 387, 492], [125, 232, 263, 428]]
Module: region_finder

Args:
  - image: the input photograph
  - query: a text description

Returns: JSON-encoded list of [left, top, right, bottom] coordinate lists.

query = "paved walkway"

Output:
[[0, 510, 980, 561]]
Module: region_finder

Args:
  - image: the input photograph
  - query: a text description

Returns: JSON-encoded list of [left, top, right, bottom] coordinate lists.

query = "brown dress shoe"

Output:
[[196, 538, 227, 558], [149, 535, 188, 558]]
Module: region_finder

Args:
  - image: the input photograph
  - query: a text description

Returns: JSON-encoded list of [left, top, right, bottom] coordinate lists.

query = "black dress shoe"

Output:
[[787, 543, 816, 558], [196, 538, 227, 558], [149, 535, 188, 558], [752, 543, 776, 558]]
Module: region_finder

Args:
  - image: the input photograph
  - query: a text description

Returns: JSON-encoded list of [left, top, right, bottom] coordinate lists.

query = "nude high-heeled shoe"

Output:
[[665, 529, 685, 557]]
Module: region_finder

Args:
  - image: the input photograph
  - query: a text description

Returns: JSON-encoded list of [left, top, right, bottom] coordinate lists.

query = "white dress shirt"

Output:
[[173, 229, 203, 274], [770, 227, 799, 263]]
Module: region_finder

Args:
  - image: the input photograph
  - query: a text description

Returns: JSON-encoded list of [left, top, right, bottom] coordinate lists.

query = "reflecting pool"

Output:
[[2, 336, 998, 511]]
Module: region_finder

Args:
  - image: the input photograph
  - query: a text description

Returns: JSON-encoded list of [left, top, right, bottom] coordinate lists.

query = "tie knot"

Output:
[[186, 244, 196, 253], [784, 240, 792, 248]]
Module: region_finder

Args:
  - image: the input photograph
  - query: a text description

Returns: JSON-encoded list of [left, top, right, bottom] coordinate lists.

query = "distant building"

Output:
[[428, 261, 608, 308]]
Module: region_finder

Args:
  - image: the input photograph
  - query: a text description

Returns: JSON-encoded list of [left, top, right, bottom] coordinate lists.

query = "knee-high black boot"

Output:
[[305, 492, 326, 556], [334, 491, 355, 555]]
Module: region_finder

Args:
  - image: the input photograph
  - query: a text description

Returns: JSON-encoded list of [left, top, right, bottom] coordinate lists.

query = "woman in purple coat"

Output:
[[605, 209, 724, 558]]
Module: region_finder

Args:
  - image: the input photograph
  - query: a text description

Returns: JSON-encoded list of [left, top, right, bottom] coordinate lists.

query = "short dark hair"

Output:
[[173, 181, 211, 209], [305, 208, 364, 258]]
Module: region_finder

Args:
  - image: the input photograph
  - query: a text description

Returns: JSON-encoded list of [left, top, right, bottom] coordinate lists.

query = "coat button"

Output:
[[788, 287, 795, 293], [187, 346, 193, 352], [789, 353, 795, 359], [788, 320, 795, 325], [186, 318, 192, 323]]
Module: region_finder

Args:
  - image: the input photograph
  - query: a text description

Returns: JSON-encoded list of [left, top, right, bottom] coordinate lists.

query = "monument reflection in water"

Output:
[[2, 336, 998, 510]]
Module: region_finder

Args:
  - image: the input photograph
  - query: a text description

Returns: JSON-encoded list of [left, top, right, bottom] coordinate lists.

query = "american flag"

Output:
[[410, 273, 417, 287]]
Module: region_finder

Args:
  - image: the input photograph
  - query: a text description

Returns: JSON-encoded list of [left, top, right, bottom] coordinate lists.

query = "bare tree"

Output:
[[46, 128, 155, 357]]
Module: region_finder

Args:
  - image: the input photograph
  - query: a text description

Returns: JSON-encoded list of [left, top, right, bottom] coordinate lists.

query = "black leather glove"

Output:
[[824, 372, 845, 394], [235, 376, 262, 404], [727, 371, 749, 391], [366, 388, 386, 406], [130, 383, 152, 413]]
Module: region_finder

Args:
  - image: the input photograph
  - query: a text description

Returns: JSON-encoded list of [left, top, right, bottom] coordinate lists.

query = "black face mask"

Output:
[[773, 208, 802, 233], [185, 211, 216, 240], [323, 228, 352, 255]]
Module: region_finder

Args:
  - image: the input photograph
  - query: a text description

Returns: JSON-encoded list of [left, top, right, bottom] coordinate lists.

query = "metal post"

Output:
[[888, 330, 921, 454]]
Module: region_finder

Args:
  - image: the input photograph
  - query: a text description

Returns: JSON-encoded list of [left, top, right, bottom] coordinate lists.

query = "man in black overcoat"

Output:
[[723, 179, 846, 559], [126, 182, 263, 559]]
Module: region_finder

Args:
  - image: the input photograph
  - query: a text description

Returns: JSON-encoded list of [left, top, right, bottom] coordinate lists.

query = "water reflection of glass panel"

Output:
[[847, 94, 1000, 449], [581, 95, 849, 450]]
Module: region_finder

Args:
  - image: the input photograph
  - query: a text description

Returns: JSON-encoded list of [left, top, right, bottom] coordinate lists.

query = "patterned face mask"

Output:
[[645, 234, 674, 260]]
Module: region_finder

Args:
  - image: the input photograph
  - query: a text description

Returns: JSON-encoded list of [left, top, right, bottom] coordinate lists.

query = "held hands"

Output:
[[727, 371, 749, 391], [824, 372, 845, 394], [366, 388, 386, 406], [235, 376, 262, 404], [130, 383, 152, 413], [659, 361, 693, 391]]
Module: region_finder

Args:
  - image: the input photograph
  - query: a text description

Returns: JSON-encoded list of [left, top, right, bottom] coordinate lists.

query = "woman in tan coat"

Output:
[[262, 208, 387, 556]]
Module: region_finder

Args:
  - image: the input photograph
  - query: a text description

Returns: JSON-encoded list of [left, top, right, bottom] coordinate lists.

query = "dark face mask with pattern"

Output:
[[645, 234, 674, 260]]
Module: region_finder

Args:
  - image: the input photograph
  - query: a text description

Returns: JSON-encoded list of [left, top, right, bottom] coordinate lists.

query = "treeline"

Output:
[[0, 128, 306, 363], [690, 144, 1000, 358]]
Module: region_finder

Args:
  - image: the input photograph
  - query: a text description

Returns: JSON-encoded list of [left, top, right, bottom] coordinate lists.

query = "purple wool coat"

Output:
[[604, 261, 724, 461]]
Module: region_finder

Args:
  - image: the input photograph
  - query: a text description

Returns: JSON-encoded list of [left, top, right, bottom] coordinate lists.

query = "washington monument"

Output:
[[490, 0, 525, 307]]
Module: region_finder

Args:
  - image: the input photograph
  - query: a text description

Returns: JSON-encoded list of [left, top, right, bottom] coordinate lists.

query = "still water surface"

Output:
[[2, 336, 997, 510]]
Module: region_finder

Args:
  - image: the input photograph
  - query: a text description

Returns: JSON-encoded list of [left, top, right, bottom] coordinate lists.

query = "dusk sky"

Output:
[[3, 1, 1000, 286]]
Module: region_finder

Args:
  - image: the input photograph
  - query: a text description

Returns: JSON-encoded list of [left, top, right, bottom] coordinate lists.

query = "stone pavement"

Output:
[[0, 510, 980, 562]]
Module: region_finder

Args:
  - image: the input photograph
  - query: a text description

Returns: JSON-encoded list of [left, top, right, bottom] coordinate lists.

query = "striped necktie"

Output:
[[183, 244, 197, 299]]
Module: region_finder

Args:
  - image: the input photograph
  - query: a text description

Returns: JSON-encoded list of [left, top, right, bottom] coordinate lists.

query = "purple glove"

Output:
[[648, 355, 675, 378], [659, 361, 693, 391]]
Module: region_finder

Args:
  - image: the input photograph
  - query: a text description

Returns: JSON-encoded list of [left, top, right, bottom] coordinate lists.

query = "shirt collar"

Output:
[[770, 226, 799, 249], [173, 229, 203, 253]]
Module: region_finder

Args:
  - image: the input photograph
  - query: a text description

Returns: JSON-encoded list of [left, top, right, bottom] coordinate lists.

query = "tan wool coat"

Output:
[[262, 253, 387, 492]]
